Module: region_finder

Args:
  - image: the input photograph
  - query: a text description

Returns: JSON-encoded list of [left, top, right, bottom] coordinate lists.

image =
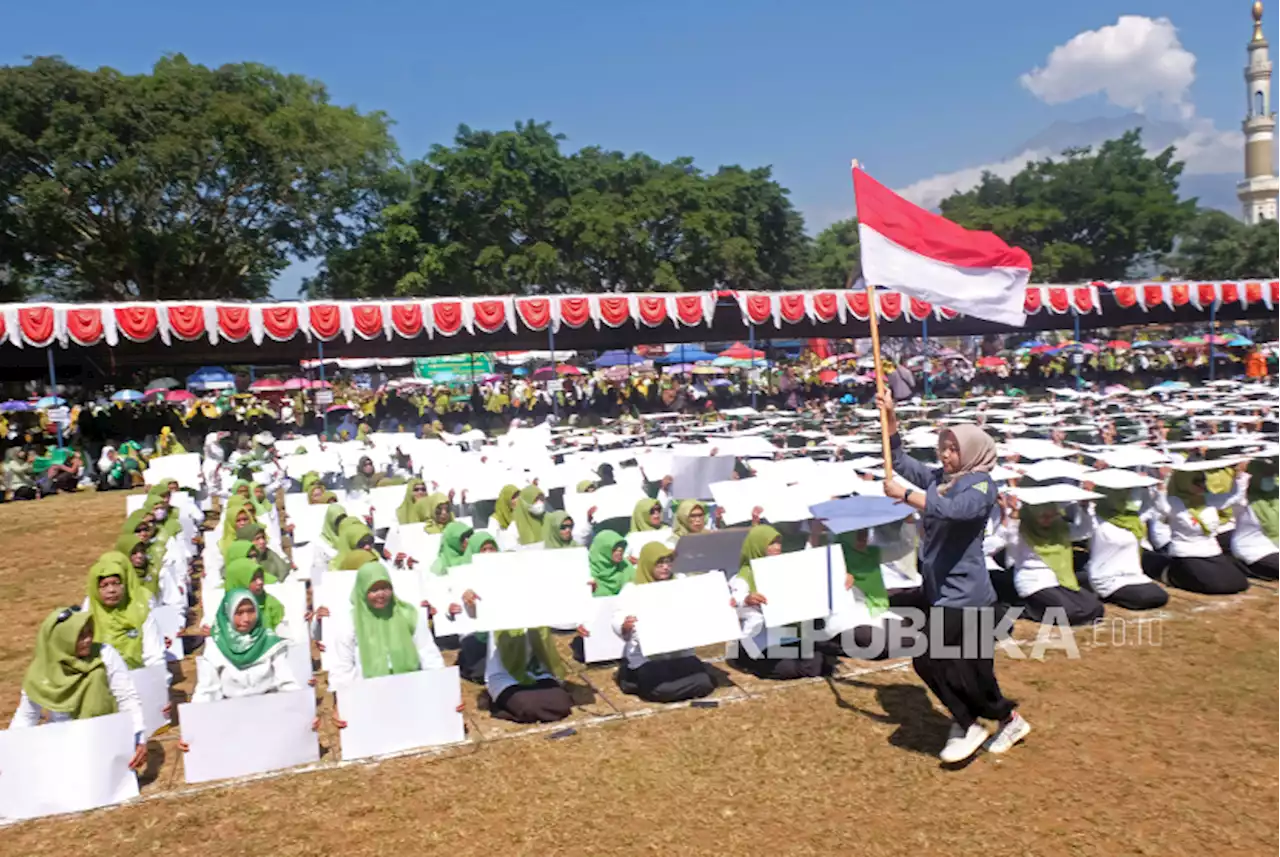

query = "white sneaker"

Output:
[[939, 722, 989, 763], [987, 712, 1031, 754]]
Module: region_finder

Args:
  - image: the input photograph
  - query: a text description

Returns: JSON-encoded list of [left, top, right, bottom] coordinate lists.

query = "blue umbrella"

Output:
[[186, 366, 236, 391], [1227, 335, 1253, 346], [0, 400, 32, 411], [111, 390, 145, 402], [36, 396, 66, 408], [657, 345, 718, 365], [592, 349, 645, 368], [512, 367, 528, 376]]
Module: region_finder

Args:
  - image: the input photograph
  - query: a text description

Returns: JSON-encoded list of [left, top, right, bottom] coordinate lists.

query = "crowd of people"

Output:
[[5, 362, 1276, 819]]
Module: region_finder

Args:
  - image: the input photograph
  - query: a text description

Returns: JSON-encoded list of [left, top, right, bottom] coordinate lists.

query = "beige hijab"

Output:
[[937, 424, 996, 495]]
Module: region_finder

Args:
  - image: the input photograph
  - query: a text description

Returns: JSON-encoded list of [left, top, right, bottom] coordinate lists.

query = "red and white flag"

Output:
[[852, 166, 1032, 327]]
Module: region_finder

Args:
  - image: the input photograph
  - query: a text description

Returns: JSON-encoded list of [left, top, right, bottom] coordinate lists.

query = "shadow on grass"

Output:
[[824, 676, 952, 758]]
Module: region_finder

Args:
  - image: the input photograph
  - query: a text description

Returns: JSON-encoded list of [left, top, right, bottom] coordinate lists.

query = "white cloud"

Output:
[[896, 149, 1049, 210], [895, 16, 1242, 209], [1019, 15, 1196, 119]]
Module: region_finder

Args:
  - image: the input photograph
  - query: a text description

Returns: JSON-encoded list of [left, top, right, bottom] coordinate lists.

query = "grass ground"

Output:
[[2, 489, 1277, 856]]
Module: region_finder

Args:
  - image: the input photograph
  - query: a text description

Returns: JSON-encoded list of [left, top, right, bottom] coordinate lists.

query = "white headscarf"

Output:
[[97, 445, 116, 471]]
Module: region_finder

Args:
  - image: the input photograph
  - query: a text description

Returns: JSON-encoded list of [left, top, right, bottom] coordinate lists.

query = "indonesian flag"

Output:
[[853, 166, 1032, 327]]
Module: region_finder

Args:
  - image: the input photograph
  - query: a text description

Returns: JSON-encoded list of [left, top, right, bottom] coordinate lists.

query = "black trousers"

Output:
[[456, 634, 487, 684], [1162, 555, 1250, 595], [911, 606, 1016, 730], [1105, 582, 1169, 611], [1022, 586, 1106, 626], [491, 678, 573, 723], [733, 649, 829, 680], [617, 656, 714, 703], [1246, 553, 1279, 581]]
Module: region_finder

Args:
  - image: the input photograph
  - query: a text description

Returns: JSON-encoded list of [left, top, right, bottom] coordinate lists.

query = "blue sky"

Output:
[[2, 1, 1266, 294]]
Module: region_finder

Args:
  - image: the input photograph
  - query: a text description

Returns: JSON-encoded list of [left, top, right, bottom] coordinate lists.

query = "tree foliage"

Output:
[[305, 121, 810, 297], [806, 218, 860, 291], [938, 131, 1197, 282], [0, 55, 396, 301], [1163, 208, 1279, 279]]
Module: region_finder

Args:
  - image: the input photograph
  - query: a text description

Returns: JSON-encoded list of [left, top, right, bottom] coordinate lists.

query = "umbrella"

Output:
[[718, 342, 765, 360], [976, 356, 1007, 368], [1029, 344, 1054, 354], [532, 365, 581, 380], [591, 350, 645, 368], [36, 396, 66, 408], [326, 404, 354, 413], [281, 378, 310, 390], [817, 369, 838, 384], [1227, 335, 1254, 346], [656, 346, 719, 365], [712, 356, 755, 369], [146, 377, 180, 390], [249, 378, 287, 392], [1203, 334, 1231, 345], [692, 366, 725, 375], [1016, 340, 1041, 348], [1179, 336, 1204, 346], [185, 366, 236, 392], [165, 390, 196, 403], [111, 390, 145, 402], [601, 365, 639, 382], [1131, 340, 1169, 348], [662, 363, 697, 374], [0, 400, 32, 411], [1105, 340, 1131, 350]]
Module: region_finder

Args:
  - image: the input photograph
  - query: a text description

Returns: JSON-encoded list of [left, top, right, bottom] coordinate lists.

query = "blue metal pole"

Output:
[[1209, 300, 1217, 382], [548, 326, 559, 419], [318, 340, 328, 438], [46, 347, 63, 449], [1073, 308, 1082, 389], [921, 314, 931, 398]]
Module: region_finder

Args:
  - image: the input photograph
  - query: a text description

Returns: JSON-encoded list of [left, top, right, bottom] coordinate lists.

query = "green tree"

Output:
[[0, 55, 396, 300], [306, 121, 810, 296], [1163, 208, 1280, 279], [938, 130, 1196, 281], [807, 218, 860, 290]]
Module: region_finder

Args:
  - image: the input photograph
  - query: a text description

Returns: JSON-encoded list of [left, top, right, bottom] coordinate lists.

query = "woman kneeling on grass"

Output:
[[11, 606, 148, 771], [877, 391, 1029, 764], [612, 543, 717, 703]]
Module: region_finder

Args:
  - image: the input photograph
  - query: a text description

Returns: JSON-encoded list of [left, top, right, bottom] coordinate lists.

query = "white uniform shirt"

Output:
[[326, 612, 444, 689], [1226, 474, 1279, 564], [999, 514, 1091, 598], [1153, 490, 1227, 559], [1080, 507, 1158, 598], [10, 644, 145, 740], [191, 640, 300, 702]]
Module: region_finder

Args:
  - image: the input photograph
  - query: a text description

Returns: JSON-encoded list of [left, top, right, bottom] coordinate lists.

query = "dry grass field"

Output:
[[1, 489, 1277, 856]]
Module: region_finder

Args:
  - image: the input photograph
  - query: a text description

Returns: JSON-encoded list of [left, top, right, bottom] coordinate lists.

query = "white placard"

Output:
[[422, 574, 475, 639], [287, 503, 330, 546], [1085, 468, 1160, 490], [750, 549, 833, 628], [670, 455, 737, 500], [630, 572, 741, 657], [582, 595, 626, 663], [387, 528, 442, 567], [457, 549, 593, 632], [179, 690, 318, 784], [125, 493, 146, 515], [130, 663, 171, 739], [144, 452, 203, 489], [0, 713, 139, 820], [564, 484, 641, 526], [622, 529, 674, 562], [337, 667, 466, 760], [367, 484, 411, 530]]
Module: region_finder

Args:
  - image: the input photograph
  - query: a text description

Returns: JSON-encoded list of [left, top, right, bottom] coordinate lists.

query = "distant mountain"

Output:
[[1006, 113, 1190, 158]]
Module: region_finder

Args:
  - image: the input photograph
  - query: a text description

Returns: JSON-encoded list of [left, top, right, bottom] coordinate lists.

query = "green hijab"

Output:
[[736, 525, 781, 594], [673, 501, 705, 538], [249, 483, 273, 519], [223, 558, 285, 629], [575, 479, 597, 493], [212, 588, 285, 670], [396, 479, 425, 524], [588, 531, 634, 596], [320, 503, 349, 550], [22, 608, 117, 719], [630, 498, 662, 533], [86, 554, 151, 669], [1096, 488, 1146, 546], [513, 485, 544, 545], [219, 496, 255, 552], [633, 541, 675, 586], [1019, 506, 1078, 590], [494, 628, 565, 687], [225, 539, 255, 564], [542, 510, 575, 549], [332, 518, 375, 569], [462, 531, 498, 561], [234, 521, 290, 580], [836, 533, 889, 616], [493, 484, 519, 531], [431, 521, 474, 576], [300, 472, 321, 495], [419, 492, 452, 534], [351, 562, 421, 678], [1247, 459, 1279, 542]]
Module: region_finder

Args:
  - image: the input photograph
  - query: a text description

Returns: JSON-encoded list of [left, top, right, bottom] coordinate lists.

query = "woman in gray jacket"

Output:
[[877, 391, 1029, 764]]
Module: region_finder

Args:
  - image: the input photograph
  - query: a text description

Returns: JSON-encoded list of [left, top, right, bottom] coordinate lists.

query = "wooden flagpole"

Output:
[[852, 159, 894, 481]]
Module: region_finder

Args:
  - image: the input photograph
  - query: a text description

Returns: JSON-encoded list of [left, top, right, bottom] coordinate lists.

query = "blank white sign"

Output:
[[458, 549, 593, 632], [582, 595, 626, 663], [130, 663, 171, 739], [337, 666, 466, 761], [0, 712, 139, 820], [750, 549, 834, 629], [179, 690, 318, 784], [630, 572, 741, 657]]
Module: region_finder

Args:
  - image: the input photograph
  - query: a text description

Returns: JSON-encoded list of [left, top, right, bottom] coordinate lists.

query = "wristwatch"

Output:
[[903, 489, 915, 504]]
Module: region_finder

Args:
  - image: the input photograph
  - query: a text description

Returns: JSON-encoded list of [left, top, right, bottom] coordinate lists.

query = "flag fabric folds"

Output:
[[852, 166, 1032, 327]]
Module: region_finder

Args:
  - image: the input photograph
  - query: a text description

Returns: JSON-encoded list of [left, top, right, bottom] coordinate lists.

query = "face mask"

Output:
[[528, 500, 546, 517]]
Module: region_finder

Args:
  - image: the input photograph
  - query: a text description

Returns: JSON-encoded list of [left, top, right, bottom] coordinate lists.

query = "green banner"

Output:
[[414, 354, 492, 381]]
